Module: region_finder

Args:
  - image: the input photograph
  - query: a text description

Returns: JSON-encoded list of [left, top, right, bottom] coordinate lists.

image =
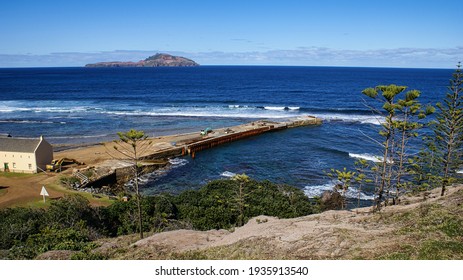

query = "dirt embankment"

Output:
[[88, 185, 463, 260]]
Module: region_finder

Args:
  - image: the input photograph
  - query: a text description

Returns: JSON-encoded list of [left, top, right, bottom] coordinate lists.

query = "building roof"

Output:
[[0, 137, 42, 153]]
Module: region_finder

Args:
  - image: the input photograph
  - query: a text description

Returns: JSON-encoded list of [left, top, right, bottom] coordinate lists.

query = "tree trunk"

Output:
[[134, 151, 144, 239], [376, 115, 393, 211]]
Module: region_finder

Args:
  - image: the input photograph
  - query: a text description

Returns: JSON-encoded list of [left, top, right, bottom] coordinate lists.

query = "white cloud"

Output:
[[0, 47, 461, 68]]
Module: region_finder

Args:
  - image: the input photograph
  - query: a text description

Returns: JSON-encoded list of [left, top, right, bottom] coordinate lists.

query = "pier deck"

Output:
[[142, 115, 322, 160]]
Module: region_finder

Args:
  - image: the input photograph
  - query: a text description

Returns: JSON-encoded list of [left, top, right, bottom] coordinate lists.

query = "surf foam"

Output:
[[315, 113, 383, 125], [221, 171, 236, 178], [303, 181, 375, 200], [349, 153, 382, 163]]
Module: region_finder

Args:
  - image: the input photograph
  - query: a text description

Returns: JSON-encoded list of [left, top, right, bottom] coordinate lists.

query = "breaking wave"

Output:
[[316, 113, 383, 125], [0, 119, 66, 124], [125, 158, 190, 189], [221, 171, 237, 178], [349, 153, 382, 163], [303, 181, 375, 200], [1, 101, 382, 125], [168, 158, 189, 167]]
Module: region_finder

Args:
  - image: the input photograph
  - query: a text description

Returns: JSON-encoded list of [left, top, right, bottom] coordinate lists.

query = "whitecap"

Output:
[[264, 106, 286, 111], [349, 153, 382, 163], [221, 171, 236, 178], [349, 153, 394, 164], [0, 120, 57, 124], [105, 109, 301, 119], [303, 182, 335, 198], [303, 181, 375, 200], [315, 113, 383, 126], [168, 158, 188, 167]]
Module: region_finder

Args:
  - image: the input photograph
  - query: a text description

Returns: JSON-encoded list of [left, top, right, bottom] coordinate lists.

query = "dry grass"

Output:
[[92, 186, 463, 260]]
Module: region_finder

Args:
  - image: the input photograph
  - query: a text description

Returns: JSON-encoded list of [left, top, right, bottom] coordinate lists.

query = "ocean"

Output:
[[0, 66, 453, 203]]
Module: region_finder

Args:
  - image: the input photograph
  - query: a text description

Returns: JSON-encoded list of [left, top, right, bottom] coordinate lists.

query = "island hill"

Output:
[[85, 53, 199, 67]]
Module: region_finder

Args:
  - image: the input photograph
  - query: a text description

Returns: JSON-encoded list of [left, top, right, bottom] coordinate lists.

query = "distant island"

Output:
[[85, 53, 199, 67]]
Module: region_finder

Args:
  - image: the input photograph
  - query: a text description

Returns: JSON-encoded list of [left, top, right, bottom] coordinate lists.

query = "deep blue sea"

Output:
[[0, 66, 453, 202]]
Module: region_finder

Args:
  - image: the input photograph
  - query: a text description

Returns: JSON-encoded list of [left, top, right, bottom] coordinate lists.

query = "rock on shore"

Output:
[[85, 53, 199, 67]]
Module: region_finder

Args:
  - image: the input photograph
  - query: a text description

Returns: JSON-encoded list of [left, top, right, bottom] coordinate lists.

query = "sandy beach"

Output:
[[55, 131, 201, 166]]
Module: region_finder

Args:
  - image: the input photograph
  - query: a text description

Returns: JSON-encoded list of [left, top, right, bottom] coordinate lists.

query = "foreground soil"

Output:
[[0, 172, 111, 208], [43, 185, 460, 260]]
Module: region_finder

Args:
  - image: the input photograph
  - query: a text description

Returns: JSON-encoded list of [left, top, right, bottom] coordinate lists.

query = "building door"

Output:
[[4, 163, 9, 172]]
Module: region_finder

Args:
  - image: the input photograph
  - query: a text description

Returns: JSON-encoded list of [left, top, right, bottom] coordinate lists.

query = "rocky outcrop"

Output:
[[85, 53, 199, 67]]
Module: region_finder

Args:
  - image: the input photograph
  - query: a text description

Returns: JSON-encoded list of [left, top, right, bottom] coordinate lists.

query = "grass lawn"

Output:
[[22, 179, 114, 209]]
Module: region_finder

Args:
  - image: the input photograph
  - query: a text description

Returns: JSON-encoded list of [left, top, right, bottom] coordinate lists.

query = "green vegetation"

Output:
[[379, 190, 463, 260], [174, 178, 314, 230], [419, 63, 463, 196], [359, 84, 433, 209], [110, 129, 152, 239], [328, 64, 461, 210], [326, 167, 368, 209], [0, 177, 315, 259]]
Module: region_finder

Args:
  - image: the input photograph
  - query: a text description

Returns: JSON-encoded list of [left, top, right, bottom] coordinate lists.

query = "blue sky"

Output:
[[0, 0, 461, 67]]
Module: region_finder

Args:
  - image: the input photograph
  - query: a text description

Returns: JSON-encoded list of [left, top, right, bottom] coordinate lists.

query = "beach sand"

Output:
[[55, 131, 201, 165]]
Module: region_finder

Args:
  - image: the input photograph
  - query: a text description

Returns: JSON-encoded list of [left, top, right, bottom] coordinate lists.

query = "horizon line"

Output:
[[0, 64, 455, 70]]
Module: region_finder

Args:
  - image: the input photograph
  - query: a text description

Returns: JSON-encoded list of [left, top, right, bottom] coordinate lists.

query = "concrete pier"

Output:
[[143, 115, 322, 160]]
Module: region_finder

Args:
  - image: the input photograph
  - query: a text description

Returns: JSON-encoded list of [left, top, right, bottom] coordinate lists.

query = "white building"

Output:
[[0, 136, 53, 173]]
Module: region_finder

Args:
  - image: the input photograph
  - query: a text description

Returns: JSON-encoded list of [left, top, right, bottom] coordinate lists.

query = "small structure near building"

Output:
[[0, 136, 53, 173]]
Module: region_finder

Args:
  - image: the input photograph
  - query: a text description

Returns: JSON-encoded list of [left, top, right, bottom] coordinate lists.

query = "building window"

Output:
[[13, 163, 16, 168], [28, 164, 32, 170]]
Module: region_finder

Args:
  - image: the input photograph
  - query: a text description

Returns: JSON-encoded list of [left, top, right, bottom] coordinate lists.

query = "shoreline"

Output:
[[55, 116, 322, 165], [0, 116, 325, 207], [54, 116, 322, 190]]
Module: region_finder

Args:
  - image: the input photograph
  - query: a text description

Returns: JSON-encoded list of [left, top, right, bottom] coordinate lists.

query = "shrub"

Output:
[[100, 195, 178, 236], [46, 194, 96, 229], [174, 179, 315, 230], [9, 226, 94, 259], [0, 207, 45, 250]]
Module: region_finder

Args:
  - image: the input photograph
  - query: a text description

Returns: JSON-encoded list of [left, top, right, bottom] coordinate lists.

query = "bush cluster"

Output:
[[0, 178, 315, 259]]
